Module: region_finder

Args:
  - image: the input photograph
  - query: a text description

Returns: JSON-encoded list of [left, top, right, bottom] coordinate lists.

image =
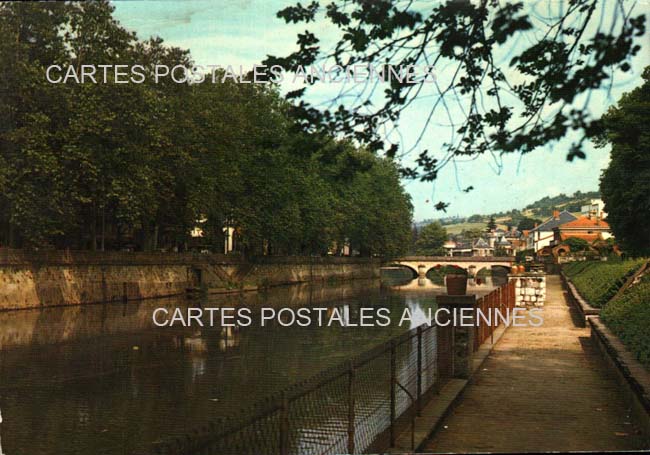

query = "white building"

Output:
[[581, 198, 607, 219], [528, 210, 578, 252]]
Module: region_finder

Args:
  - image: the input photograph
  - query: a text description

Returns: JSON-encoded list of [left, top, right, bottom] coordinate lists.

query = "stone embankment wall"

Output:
[[508, 272, 546, 307], [0, 249, 380, 311]]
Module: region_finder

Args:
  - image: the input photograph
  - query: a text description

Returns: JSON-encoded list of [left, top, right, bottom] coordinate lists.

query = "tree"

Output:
[[0, 1, 415, 254], [562, 237, 590, 252], [268, 1, 646, 188], [599, 66, 650, 256], [340, 151, 413, 257], [410, 225, 419, 252], [486, 217, 497, 231], [461, 228, 484, 242], [517, 217, 542, 231], [415, 222, 447, 255]]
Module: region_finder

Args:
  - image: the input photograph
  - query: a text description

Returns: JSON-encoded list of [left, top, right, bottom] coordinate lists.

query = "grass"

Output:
[[601, 274, 650, 369], [563, 259, 647, 308], [443, 222, 487, 235]]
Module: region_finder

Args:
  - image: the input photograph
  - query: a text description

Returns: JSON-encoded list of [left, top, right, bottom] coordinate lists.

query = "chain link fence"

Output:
[[149, 323, 451, 455]]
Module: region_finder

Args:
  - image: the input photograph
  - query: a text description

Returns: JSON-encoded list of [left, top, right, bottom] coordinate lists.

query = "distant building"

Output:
[[527, 210, 578, 252], [472, 238, 493, 257], [495, 235, 514, 256], [442, 240, 456, 256], [443, 240, 472, 257], [505, 229, 527, 253], [483, 228, 505, 248], [552, 216, 612, 245], [581, 198, 607, 220]]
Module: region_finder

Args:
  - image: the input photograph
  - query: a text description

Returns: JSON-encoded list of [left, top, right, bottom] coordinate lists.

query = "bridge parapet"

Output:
[[393, 256, 514, 263], [384, 256, 515, 278]]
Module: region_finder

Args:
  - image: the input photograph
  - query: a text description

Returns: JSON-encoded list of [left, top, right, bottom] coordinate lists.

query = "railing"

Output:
[[393, 256, 515, 263], [149, 323, 453, 455], [0, 248, 242, 266], [474, 280, 516, 350], [0, 248, 377, 267]]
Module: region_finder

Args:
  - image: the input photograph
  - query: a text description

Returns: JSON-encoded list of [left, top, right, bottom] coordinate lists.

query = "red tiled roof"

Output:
[[559, 216, 609, 229]]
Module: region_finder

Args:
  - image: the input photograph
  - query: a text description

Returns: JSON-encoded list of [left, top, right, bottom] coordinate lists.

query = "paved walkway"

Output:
[[423, 274, 648, 453]]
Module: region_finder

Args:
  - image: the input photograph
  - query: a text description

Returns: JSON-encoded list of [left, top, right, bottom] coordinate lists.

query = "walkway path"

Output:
[[423, 274, 648, 452]]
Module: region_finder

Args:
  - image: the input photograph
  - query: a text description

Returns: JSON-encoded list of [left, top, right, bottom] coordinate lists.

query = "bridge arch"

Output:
[[382, 263, 418, 279], [385, 256, 516, 279], [491, 264, 512, 274], [424, 263, 468, 277]]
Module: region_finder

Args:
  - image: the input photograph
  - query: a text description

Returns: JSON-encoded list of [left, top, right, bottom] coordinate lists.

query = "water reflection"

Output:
[[0, 408, 5, 455], [0, 272, 497, 455], [380, 266, 507, 292]]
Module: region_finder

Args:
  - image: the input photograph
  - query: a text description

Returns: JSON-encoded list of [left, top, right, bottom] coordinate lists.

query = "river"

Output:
[[0, 269, 503, 455]]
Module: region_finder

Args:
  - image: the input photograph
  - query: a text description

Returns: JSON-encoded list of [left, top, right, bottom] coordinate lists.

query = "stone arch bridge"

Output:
[[384, 256, 515, 278]]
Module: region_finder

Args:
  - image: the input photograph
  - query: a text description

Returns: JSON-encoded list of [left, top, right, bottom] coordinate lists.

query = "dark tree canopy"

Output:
[[486, 216, 497, 231], [599, 66, 650, 256], [517, 217, 542, 231], [562, 237, 590, 251], [0, 1, 413, 256], [267, 0, 646, 189], [414, 221, 447, 255]]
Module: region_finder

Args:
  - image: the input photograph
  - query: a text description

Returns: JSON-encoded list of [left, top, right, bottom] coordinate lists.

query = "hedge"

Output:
[[601, 275, 650, 369], [563, 259, 646, 308]]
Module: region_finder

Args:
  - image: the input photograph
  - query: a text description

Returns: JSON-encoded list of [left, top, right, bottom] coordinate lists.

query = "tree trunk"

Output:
[[100, 205, 106, 251], [91, 204, 97, 251], [152, 224, 159, 251]]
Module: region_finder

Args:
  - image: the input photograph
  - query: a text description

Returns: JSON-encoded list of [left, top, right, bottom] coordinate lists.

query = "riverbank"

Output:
[[0, 249, 380, 311]]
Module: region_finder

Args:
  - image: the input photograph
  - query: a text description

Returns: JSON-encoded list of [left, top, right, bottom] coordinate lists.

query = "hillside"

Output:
[[420, 190, 600, 230], [520, 190, 600, 218]]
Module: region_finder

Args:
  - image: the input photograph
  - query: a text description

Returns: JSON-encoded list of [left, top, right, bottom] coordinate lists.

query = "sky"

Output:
[[111, 0, 650, 222]]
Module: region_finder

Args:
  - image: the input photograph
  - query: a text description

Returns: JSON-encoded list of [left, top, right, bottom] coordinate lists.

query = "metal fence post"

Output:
[[279, 393, 289, 455], [492, 288, 499, 343], [416, 326, 422, 417], [347, 360, 356, 454], [389, 340, 396, 447]]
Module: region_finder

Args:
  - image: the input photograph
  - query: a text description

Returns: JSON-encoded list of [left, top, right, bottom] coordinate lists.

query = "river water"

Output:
[[0, 270, 502, 455]]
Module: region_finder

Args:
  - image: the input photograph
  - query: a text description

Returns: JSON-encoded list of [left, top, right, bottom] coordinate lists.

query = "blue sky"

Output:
[[111, 0, 650, 222]]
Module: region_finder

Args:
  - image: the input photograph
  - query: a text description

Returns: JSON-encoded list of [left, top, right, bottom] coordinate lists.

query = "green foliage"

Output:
[[486, 216, 497, 231], [423, 190, 595, 231], [562, 237, 591, 252], [515, 248, 534, 263], [0, 1, 413, 255], [564, 259, 647, 307], [563, 260, 595, 278], [601, 272, 650, 369], [340, 154, 413, 257], [599, 67, 650, 256], [517, 217, 542, 231], [461, 227, 484, 241], [592, 237, 618, 257], [426, 265, 466, 285], [522, 191, 600, 218], [414, 221, 447, 255], [269, 1, 646, 180]]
